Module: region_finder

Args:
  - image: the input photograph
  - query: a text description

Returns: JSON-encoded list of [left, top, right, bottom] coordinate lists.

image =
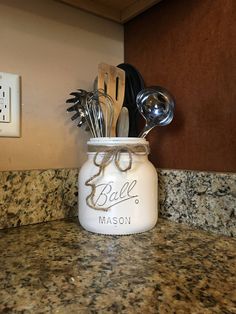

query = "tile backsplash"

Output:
[[0, 168, 235, 237]]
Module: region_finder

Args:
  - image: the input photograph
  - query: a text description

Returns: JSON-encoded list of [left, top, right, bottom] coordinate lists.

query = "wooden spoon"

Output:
[[98, 63, 125, 137]]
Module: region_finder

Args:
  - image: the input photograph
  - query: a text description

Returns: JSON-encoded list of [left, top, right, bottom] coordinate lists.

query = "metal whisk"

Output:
[[66, 89, 114, 137]]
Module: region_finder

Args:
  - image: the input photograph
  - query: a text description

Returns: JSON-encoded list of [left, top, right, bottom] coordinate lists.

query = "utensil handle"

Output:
[[139, 124, 154, 138], [116, 107, 129, 137]]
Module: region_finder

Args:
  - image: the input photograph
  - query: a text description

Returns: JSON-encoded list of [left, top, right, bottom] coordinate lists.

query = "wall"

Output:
[[0, 0, 123, 171], [125, 0, 236, 172]]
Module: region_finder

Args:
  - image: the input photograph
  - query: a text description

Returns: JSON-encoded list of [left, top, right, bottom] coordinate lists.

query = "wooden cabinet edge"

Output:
[[57, 0, 161, 24], [121, 0, 161, 23], [57, 0, 121, 22]]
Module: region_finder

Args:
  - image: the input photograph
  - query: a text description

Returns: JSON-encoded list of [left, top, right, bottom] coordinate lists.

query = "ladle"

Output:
[[137, 86, 175, 138]]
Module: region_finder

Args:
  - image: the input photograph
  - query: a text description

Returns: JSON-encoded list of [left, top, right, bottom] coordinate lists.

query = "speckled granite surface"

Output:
[[0, 218, 235, 313], [0, 169, 77, 229], [0, 168, 235, 237], [159, 170, 236, 237]]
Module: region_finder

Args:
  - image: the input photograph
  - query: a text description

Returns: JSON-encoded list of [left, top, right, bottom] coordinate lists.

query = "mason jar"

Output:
[[78, 137, 158, 235]]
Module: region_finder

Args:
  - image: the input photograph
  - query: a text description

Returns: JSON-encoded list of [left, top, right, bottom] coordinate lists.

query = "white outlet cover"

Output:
[[0, 72, 21, 137]]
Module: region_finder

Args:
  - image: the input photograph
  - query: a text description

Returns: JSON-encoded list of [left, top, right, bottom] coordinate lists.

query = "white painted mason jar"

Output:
[[78, 137, 158, 235]]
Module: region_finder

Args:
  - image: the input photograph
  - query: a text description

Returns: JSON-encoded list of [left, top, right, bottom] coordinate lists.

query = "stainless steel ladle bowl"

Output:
[[136, 86, 175, 138]]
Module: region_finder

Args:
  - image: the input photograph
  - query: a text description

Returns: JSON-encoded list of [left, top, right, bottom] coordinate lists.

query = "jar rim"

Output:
[[87, 137, 148, 146]]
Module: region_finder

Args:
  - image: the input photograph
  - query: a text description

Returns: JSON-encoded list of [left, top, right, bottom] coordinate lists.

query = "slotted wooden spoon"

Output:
[[98, 63, 125, 137]]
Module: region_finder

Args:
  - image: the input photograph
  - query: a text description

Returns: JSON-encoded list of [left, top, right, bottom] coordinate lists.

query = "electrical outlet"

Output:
[[0, 72, 20, 137], [0, 85, 10, 122]]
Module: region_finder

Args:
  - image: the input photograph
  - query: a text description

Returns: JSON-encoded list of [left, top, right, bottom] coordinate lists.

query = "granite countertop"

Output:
[[0, 219, 235, 314]]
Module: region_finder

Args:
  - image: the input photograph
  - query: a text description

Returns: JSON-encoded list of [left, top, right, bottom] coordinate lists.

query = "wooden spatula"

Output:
[[98, 63, 125, 137]]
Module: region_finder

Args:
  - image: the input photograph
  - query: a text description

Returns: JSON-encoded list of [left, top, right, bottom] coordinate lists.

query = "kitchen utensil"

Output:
[[98, 63, 125, 137], [116, 107, 129, 137], [86, 90, 108, 137], [117, 63, 145, 137], [97, 90, 114, 137], [66, 89, 108, 137], [66, 89, 87, 128], [137, 86, 175, 138]]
